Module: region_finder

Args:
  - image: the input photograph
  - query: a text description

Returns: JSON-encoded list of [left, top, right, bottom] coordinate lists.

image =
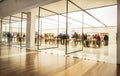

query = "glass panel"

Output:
[[37, 8, 59, 54], [66, 0, 117, 64], [8, 13, 27, 48], [56, 15, 66, 55], [84, 13, 104, 27], [86, 5, 117, 27], [10, 17, 21, 47], [21, 14, 27, 47], [36, 0, 66, 55], [66, 0, 83, 54], [2, 17, 10, 45]]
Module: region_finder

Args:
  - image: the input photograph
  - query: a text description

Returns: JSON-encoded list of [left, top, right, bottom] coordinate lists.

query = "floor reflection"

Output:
[[0, 45, 117, 76]]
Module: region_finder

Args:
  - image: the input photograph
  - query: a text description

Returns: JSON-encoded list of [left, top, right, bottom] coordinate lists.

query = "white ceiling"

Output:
[[0, 0, 60, 18], [39, 0, 117, 17]]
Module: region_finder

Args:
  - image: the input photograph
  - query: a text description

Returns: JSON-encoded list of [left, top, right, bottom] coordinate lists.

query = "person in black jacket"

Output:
[[73, 32, 78, 45], [57, 33, 63, 45], [62, 34, 66, 45], [104, 35, 109, 46]]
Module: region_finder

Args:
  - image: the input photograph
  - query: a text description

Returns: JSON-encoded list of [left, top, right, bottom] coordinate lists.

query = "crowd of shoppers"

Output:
[[3, 32, 109, 48]]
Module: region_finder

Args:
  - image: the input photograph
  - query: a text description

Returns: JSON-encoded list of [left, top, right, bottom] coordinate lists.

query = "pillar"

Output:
[[117, 0, 120, 64], [0, 19, 2, 43], [26, 11, 36, 50]]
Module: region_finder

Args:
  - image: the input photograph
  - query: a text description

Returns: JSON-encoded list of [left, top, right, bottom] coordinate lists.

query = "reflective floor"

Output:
[[37, 43, 116, 64], [0, 45, 117, 76]]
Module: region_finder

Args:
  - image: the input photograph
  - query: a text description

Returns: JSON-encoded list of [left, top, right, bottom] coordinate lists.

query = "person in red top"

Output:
[[96, 34, 101, 48]]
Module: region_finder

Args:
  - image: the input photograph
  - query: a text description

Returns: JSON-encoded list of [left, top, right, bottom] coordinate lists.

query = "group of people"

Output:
[[82, 33, 109, 48], [34, 32, 109, 48], [57, 33, 70, 45], [56, 32, 109, 48], [3, 32, 26, 43], [16, 33, 26, 42]]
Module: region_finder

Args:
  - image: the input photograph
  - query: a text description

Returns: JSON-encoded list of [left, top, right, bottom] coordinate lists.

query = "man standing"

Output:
[[104, 35, 109, 46]]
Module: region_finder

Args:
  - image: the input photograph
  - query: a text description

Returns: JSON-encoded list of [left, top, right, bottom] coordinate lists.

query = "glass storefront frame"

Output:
[[1, 13, 27, 48], [36, 0, 85, 55]]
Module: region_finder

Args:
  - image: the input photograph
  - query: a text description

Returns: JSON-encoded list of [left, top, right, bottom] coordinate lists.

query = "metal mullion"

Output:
[[57, 15, 59, 47], [40, 7, 59, 15], [82, 11, 84, 50], [38, 7, 59, 50], [20, 12, 23, 47], [38, 7, 40, 50], [65, 0, 68, 55], [9, 16, 11, 33], [8, 16, 11, 46], [40, 17, 42, 46]]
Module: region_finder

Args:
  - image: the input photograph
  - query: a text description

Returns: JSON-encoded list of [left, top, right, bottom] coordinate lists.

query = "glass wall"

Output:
[[10, 17, 21, 47], [36, 0, 84, 55], [35, 0, 67, 55], [0, 0, 116, 63], [35, 0, 117, 63], [66, 0, 83, 54], [37, 8, 59, 51], [2, 17, 11, 45], [21, 13, 27, 47], [1, 13, 27, 48]]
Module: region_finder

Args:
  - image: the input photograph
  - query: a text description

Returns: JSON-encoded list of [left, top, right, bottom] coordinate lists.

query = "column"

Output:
[[0, 19, 2, 43], [117, 0, 120, 64], [26, 11, 36, 50]]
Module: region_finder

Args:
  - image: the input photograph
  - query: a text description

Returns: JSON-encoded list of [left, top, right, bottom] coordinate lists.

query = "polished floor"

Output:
[[0, 45, 118, 76], [38, 43, 117, 64]]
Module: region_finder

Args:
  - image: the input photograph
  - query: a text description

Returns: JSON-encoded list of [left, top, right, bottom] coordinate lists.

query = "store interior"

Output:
[[0, 0, 117, 64]]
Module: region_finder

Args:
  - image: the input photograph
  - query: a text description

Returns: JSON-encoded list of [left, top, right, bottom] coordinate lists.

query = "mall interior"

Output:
[[0, 0, 119, 76]]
